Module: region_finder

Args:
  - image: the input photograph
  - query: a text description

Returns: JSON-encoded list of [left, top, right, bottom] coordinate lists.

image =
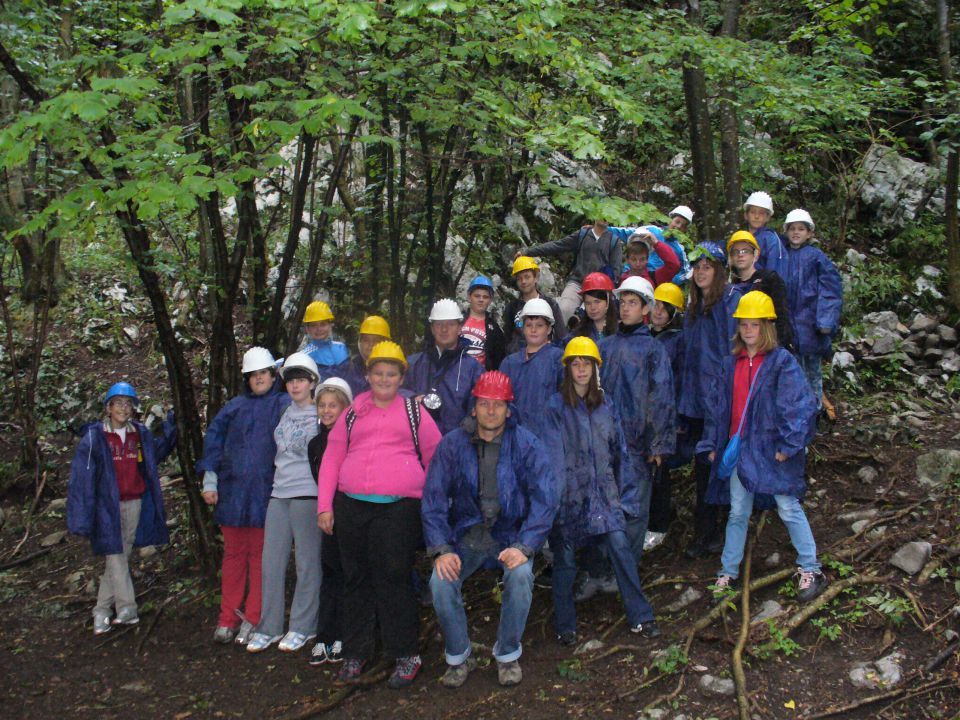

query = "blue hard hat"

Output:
[[468, 275, 494, 293], [104, 382, 140, 407], [689, 241, 727, 267]]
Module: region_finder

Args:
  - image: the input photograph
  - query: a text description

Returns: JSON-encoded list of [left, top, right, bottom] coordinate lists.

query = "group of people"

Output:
[[66, 190, 844, 691]]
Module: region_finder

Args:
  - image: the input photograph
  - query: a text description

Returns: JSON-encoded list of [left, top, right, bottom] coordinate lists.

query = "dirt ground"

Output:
[[1, 345, 959, 719]]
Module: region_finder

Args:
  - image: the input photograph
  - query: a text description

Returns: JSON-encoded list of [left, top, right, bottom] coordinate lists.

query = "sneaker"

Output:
[[325, 640, 343, 663], [556, 631, 577, 647], [278, 631, 315, 652], [796, 569, 828, 602], [386, 655, 422, 689], [597, 573, 619, 595], [335, 658, 366, 684], [234, 620, 254, 645], [309, 642, 329, 666], [440, 656, 477, 688], [643, 531, 667, 552], [93, 614, 113, 636], [630, 621, 662, 638], [213, 625, 238, 644], [573, 574, 600, 603], [710, 574, 738, 605], [245, 632, 282, 653], [112, 608, 139, 626], [497, 660, 522, 687]]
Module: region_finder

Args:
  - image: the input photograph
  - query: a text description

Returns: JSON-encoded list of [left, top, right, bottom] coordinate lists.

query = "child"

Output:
[[246, 352, 322, 653], [502, 256, 566, 353], [334, 315, 392, 398], [567, 272, 618, 343], [302, 300, 349, 379], [67, 382, 177, 635], [608, 223, 689, 286], [666, 205, 694, 234], [701, 291, 825, 602], [679, 243, 729, 559], [599, 277, 676, 563], [621, 227, 681, 288], [781, 209, 843, 411], [197, 347, 290, 644], [307, 377, 353, 666], [461, 275, 507, 370], [545, 337, 660, 645], [742, 191, 788, 279], [499, 298, 565, 441], [646, 282, 686, 552]]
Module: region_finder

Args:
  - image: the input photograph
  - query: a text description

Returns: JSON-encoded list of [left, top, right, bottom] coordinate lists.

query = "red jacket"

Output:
[[729, 351, 766, 438], [621, 241, 681, 287]]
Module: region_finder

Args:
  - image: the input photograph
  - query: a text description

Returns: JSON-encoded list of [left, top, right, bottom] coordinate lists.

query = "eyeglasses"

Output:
[[730, 248, 755, 257], [109, 398, 134, 408]]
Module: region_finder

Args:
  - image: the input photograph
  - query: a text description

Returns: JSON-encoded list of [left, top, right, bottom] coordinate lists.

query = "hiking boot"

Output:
[[278, 631, 315, 652], [335, 658, 366, 684], [387, 655, 422, 689], [556, 631, 578, 647], [573, 574, 600, 602], [644, 531, 667, 552], [440, 656, 477, 689], [630, 621, 662, 638], [234, 620, 254, 646], [497, 660, 522, 687], [309, 642, 329, 666], [213, 625, 237, 644], [93, 614, 113, 636], [710, 574, 738, 605], [112, 608, 139, 626], [245, 632, 282, 653], [796, 569, 828, 602]]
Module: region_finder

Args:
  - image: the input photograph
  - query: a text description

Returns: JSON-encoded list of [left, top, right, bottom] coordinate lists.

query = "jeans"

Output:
[[797, 354, 823, 411], [551, 530, 655, 635], [720, 470, 820, 578], [582, 471, 653, 575], [430, 543, 534, 665]]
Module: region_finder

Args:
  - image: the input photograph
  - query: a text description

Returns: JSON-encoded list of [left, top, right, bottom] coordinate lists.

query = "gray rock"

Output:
[[849, 652, 904, 689], [862, 311, 900, 334], [889, 541, 932, 575], [665, 586, 703, 613], [895, 322, 910, 336], [901, 341, 922, 359], [870, 333, 899, 356], [139, 546, 158, 560], [867, 525, 888, 540], [46, 498, 67, 513], [764, 552, 781, 567], [910, 314, 938, 333], [924, 333, 942, 349], [637, 710, 667, 720], [917, 449, 960, 487], [922, 265, 943, 278], [64, 571, 84, 593], [574, 638, 605, 655], [832, 351, 856, 370], [906, 415, 926, 429], [857, 466, 879, 484], [123, 325, 140, 343], [84, 578, 96, 595], [40, 530, 67, 547], [924, 347, 944, 362], [845, 249, 866, 266], [940, 356, 960, 373], [839, 508, 879, 523], [751, 600, 785, 624], [939, 325, 958, 344], [851, 519, 872, 535], [916, 276, 944, 300], [699, 674, 736, 696]]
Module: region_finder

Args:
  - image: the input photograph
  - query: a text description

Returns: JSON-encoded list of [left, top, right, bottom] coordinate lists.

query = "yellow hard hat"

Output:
[[726, 230, 759, 253], [653, 282, 684, 310], [511, 256, 540, 276], [359, 315, 391, 339], [366, 340, 408, 370], [732, 291, 777, 320], [303, 301, 334, 323], [561, 336, 603, 366]]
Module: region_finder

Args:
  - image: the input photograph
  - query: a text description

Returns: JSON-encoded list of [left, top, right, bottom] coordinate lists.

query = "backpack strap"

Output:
[[344, 407, 357, 446], [403, 396, 423, 468]]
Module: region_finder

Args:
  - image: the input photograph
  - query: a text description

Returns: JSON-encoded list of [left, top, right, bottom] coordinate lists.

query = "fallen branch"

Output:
[[802, 674, 950, 719], [923, 639, 960, 673], [283, 660, 390, 720], [583, 643, 644, 665], [0, 544, 55, 571], [733, 513, 765, 720], [7, 470, 47, 559], [135, 597, 171, 655]]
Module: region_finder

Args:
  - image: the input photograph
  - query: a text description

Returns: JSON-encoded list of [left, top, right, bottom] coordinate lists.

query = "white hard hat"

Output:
[[743, 191, 774, 213], [241, 346, 276, 374], [280, 351, 320, 382], [669, 205, 694, 223], [783, 208, 815, 232], [428, 298, 464, 322], [315, 376, 353, 404], [614, 276, 655, 305], [520, 298, 555, 325]]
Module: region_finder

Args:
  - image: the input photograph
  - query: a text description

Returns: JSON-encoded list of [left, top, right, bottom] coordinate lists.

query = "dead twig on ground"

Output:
[[282, 660, 390, 720], [7, 471, 48, 559], [582, 643, 644, 665], [733, 513, 766, 720], [802, 674, 951, 719]]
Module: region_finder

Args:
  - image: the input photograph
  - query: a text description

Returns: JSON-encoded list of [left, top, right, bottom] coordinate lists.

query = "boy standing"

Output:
[[461, 276, 507, 370], [301, 301, 349, 379], [502, 257, 565, 353], [742, 192, 788, 279]]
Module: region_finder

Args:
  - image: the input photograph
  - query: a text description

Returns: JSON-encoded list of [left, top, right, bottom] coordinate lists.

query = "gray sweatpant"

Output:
[[94, 499, 141, 619], [256, 497, 322, 636], [557, 280, 583, 326]]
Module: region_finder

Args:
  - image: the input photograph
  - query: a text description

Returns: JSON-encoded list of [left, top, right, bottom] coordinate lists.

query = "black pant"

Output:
[[647, 463, 673, 534], [683, 417, 722, 546], [334, 492, 422, 660], [316, 532, 343, 644]]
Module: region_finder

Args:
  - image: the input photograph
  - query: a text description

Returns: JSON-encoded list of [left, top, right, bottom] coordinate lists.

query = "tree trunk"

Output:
[[937, 0, 960, 312], [718, 0, 743, 234]]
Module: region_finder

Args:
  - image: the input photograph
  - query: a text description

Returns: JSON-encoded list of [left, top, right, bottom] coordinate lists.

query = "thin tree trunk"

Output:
[[718, 0, 742, 234], [938, 0, 960, 312]]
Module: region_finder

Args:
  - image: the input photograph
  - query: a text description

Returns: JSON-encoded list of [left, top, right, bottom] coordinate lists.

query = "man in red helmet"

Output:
[[421, 371, 559, 689]]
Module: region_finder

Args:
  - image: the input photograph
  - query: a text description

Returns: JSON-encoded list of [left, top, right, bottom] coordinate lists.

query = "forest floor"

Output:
[[1, 314, 959, 720]]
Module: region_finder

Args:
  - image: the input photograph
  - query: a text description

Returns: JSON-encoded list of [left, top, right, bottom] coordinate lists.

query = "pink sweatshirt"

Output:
[[317, 391, 441, 514]]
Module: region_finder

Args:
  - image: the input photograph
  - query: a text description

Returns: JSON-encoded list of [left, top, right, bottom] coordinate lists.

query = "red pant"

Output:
[[218, 526, 265, 628]]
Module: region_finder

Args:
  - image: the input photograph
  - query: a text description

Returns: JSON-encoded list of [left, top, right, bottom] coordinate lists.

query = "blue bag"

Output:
[[716, 371, 759, 480]]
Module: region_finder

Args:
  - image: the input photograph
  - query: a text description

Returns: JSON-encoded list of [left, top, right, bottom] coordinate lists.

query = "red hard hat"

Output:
[[580, 272, 614, 294], [471, 370, 515, 402]]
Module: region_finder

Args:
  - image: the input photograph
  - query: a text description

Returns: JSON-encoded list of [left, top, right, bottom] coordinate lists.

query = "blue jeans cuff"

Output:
[[492, 641, 522, 664], [444, 643, 472, 666]]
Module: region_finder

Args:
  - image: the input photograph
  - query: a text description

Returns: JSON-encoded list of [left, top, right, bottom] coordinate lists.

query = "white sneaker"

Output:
[[234, 620, 254, 645], [326, 640, 343, 662], [93, 614, 113, 636], [644, 531, 667, 552], [278, 631, 315, 652], [246, 632, 282, 653], [112, 607, 139, 625]]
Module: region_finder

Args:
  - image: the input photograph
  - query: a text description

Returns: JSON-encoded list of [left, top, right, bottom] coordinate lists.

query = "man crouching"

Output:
[[421, 370, 559, 688]]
